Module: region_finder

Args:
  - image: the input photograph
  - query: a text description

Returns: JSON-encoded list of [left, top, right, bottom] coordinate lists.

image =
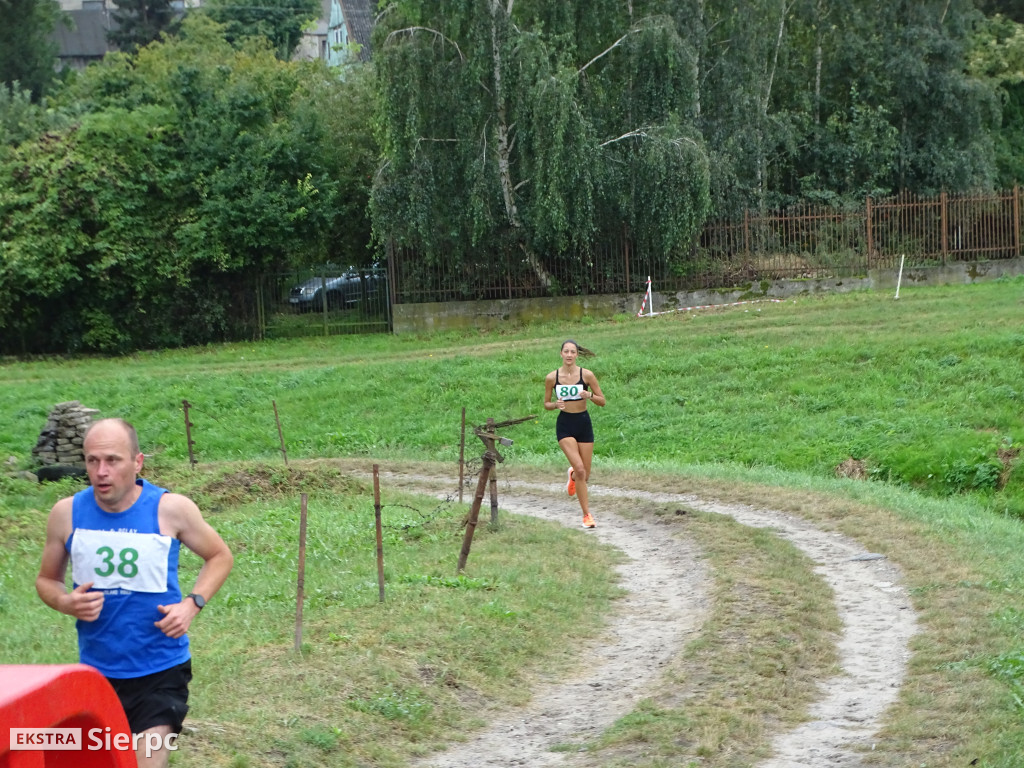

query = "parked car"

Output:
[[289, 267, 380, 312]]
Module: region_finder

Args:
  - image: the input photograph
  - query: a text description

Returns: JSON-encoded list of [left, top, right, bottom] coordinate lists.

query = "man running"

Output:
[[37, 418, 234, 767]]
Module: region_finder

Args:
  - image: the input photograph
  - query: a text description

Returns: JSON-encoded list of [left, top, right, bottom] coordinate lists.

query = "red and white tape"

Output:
[[637, 277, 785, 317], [636, 276, 653, 317], [653, 298, 785, 315]]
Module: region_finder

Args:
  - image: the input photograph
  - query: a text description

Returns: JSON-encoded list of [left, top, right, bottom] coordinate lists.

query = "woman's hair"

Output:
[[561, 339, 595, 358]]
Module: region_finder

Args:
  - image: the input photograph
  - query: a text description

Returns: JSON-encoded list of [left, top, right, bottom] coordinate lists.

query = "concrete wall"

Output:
[[391, 257, 1024, 334]]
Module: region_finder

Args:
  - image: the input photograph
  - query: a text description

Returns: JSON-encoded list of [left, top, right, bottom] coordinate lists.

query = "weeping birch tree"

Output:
[[371, 0, 711, 288]]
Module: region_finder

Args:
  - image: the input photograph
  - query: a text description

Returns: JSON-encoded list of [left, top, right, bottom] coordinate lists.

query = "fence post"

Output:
[[940, 190, 948, 265], [182, 399, 196, 469], [295, 493, 308, 652], [320, 274, 329, 336], [487, 418, 499, 524], [374, 465, 385, 603], [273, 400, 288, 466], [457, 458, 493, 574], [458, 407, 466, 504], [1015, 185, 1021, 257], [865, 195, 873, 265], [743, 208, 751, 273], [256, 281, 265, 341], [623, 224, 631, 293]]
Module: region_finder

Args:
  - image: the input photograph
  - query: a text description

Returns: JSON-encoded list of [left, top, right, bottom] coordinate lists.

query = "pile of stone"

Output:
[[31, 401, 101, 468]]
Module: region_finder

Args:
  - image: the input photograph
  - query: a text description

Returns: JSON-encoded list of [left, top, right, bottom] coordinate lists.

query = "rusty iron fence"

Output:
[[389, 188, 1024, 304]]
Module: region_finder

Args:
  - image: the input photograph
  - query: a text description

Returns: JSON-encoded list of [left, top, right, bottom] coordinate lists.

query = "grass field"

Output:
[[1, 278, 1022, 766]]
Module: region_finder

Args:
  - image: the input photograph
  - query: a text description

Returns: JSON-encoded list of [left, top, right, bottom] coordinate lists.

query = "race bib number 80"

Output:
[[70, 529, 171, 593], [556, 383, 584, 401]]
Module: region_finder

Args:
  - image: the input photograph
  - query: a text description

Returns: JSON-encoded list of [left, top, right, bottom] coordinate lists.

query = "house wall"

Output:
[[391, 257, 1024, 334]]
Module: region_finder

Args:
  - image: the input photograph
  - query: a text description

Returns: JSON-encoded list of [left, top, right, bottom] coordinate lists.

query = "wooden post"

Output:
[[182, 400, 196, 469], [273, 400, 288, 466], [489, 469, 499, 524], [457, 457, 494, 573], [458, 407, 466, 504], [374, 465, 385, 603], [295, 493, 308, 652], [457, 415, 535, 573], [487, 418, 498, 524]]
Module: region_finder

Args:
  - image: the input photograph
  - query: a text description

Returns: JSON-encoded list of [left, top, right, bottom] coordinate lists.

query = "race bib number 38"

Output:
[[70, 529, 171, 593]]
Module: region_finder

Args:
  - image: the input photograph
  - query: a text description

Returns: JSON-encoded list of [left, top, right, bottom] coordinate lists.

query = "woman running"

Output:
[[544, 339, 606, 528]]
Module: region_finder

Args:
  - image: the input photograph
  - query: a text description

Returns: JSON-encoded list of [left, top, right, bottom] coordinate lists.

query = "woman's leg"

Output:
[[578, 441, 594, 483], [559, 437, 591, 519]]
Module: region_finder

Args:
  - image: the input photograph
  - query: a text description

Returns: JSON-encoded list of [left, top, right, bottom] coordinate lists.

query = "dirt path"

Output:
[[397, 475, 918, 768]]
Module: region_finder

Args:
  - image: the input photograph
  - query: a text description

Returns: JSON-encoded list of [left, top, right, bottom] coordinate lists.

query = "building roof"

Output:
[[340, 0, 373, 62], [52, 8, 117, 60]]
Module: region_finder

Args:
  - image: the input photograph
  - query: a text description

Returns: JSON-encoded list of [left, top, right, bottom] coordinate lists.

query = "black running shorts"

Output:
[[556, 410, 594, 444], [107, 659, 192, 734]]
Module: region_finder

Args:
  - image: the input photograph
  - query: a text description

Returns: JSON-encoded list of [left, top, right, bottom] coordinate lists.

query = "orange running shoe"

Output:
[[566, 467, 576, 496], [582, 512, 596, 528]]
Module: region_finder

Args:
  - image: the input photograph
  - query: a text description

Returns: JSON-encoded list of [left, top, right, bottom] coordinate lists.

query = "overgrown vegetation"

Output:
[[6, 2, 1024, 352], [0, 15, 377, 355]]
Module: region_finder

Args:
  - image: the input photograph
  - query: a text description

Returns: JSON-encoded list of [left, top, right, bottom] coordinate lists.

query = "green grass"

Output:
[[2, 279, 1021, 511], [0, 465, 624, 767], [1, 278, 1023, 766]]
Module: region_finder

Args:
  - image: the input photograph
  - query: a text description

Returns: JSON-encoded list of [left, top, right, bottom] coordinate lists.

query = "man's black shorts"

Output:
[[107, 659, 192, 734]]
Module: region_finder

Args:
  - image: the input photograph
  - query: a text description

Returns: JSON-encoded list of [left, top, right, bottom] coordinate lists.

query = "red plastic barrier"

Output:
[[0, 665, 137, 768]]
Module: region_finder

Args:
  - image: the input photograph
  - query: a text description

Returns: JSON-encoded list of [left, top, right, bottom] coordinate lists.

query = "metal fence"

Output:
[[255, 265, 391, 339], [389, 188, 1024, 304], [251, 189, 1022, 338]]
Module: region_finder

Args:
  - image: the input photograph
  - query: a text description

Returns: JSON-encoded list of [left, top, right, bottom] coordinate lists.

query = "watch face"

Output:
[[190, 593, 205, 609]]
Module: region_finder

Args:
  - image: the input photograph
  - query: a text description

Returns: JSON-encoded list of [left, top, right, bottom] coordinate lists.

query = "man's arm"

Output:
[[155, 493, 233, 639], [36, 498, 104, 621]]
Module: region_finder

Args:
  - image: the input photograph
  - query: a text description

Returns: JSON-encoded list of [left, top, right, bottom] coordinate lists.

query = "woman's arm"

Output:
[[544, 371, 558, 410], [584, 370, 606, 407]]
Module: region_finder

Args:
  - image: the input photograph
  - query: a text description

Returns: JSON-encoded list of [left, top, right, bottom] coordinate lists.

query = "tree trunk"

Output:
[[489, 0, 552, 287]]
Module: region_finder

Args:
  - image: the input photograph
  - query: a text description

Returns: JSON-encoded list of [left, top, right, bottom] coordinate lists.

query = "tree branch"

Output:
[[599, 128, 651, 147], [579, 31, 631, 75], [385, 26, 465, 61], [414, 137, 460, 153], [600, 130, 700, 150]]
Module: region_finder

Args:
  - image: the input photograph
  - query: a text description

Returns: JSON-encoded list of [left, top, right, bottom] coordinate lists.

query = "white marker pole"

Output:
[[894, 253, 905, 300], [646, 276, 653, 317]]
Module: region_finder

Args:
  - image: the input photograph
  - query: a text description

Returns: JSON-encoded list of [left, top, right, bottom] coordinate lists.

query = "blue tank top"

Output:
[[67, 478, 190, 678]]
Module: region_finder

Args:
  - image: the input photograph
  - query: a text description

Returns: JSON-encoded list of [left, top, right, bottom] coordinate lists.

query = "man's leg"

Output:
[[136, 724, 175, 768]]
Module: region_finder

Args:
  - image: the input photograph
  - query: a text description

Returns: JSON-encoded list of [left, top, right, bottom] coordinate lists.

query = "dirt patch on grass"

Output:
[[997, 445, 1019, 490], [835, 457, 868, 480], [149, 462, 369, 509]]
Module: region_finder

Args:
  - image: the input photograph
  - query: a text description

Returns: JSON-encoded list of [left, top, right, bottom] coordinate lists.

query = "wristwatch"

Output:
[[186, 593, 206, 610]]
